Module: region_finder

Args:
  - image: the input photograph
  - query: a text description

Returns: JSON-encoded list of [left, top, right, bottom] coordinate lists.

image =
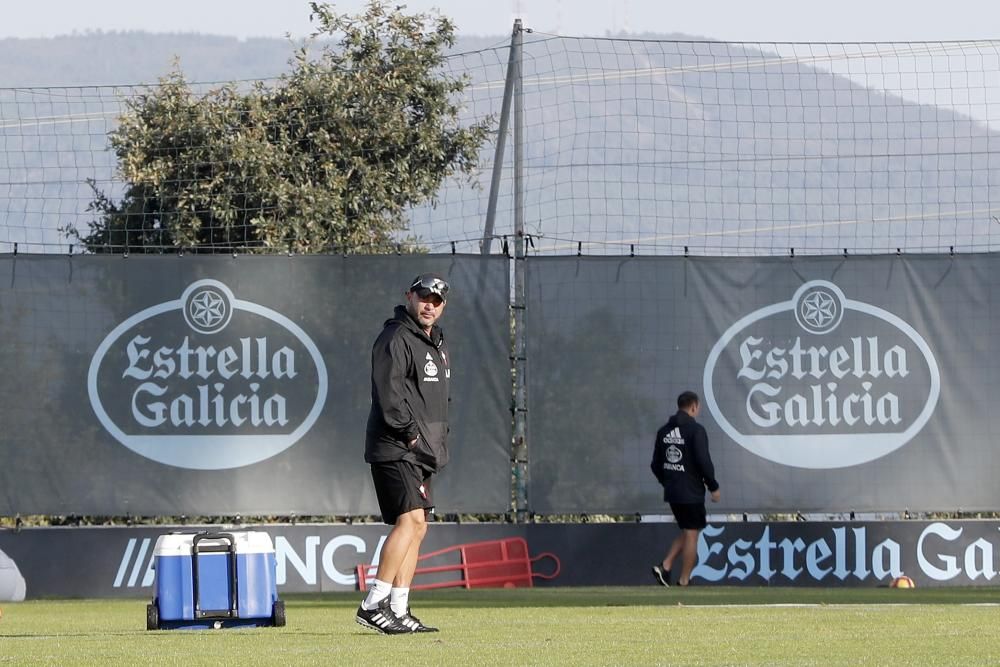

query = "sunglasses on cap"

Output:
[[410, 276, 450, 300]]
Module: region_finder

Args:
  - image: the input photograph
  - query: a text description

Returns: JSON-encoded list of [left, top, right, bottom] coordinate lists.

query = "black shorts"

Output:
[[669, 502, 707, 530], [370, 460, 434, 525]]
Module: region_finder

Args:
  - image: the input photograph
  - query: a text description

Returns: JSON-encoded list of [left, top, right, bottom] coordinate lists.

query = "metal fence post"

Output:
[[480, 19, 527, 522], [510, 20, 529, 522]]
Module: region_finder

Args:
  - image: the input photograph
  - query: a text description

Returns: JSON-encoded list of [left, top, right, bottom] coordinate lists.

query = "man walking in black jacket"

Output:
[[356, 273, 451, 634], [650, 391, 720, 587]]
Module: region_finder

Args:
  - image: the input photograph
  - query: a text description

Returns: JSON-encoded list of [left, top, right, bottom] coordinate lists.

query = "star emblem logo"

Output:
[[801, 290, 836, 328], [794, 284, 843, 335], [182, 282, 234, 334], [190, 290, 227, 329]]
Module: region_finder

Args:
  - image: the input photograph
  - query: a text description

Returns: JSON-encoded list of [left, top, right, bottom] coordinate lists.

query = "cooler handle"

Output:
[[191, 532, 238, 618]]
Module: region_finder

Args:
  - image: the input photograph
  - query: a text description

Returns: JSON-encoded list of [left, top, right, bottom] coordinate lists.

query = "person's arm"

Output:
[[371, 333, 419, 444], [650, 432, 665, 485], [691, 426, 719, 495]]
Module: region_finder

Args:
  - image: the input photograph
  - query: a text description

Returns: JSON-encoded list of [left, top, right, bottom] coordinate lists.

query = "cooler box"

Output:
[[147, 531, 285, 630]]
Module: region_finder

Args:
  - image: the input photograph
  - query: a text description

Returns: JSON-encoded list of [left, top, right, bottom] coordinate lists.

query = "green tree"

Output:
[[69, 1, 492, 254]]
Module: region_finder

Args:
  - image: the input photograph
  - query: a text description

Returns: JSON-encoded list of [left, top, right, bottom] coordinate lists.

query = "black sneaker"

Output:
[[398, 607, 439, 633], [355, 598, 412, 635], [652, 565, 671, 587]]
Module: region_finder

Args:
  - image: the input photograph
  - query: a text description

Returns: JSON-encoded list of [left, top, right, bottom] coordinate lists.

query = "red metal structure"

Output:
[[356, 537, 560, 591]]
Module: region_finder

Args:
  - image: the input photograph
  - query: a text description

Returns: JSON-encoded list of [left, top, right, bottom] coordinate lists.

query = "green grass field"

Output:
[[2, 587, 999, 665]]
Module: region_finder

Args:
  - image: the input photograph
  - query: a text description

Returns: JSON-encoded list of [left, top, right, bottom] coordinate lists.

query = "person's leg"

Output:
[[356, 463, 432, 634], [391, 472, 433, 620], [385, 476, 440, 633], [654, 503, 690, 586], [361, 463, 426, 612], [388, 508, 428, 622], [356, 514, 417, 634], [676, 529, 700, 585], [662, 532, 685, 571], [391, 509, 428, 589], [374, 509, 425, 586]]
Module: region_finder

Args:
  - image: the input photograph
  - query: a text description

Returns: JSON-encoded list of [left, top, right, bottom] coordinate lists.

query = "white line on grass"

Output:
[[674, 603, 1000, 608]]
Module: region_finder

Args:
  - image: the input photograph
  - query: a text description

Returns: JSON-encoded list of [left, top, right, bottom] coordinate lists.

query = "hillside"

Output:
[[1, 31, 998, 255], [0, 32, 511, 86]]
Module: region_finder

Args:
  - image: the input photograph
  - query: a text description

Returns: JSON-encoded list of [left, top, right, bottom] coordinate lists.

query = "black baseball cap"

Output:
[[409, 273, 450, 300]]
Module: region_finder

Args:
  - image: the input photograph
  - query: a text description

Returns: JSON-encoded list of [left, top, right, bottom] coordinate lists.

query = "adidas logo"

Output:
[[370, 611, 393, 629], [662, 427, 684, 445]]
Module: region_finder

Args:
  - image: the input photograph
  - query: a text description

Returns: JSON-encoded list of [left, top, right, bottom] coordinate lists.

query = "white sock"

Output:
[[390, 587, 410, 617], [361, 579, 392, 611]]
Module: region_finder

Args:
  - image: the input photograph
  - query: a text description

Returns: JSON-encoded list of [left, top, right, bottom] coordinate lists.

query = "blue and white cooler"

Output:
[[147, 530, 285, 630]]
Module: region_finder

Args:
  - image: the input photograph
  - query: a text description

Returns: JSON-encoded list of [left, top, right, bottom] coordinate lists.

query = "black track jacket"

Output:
[[365, 305, 451, 473], [650, 410, 719, 504]]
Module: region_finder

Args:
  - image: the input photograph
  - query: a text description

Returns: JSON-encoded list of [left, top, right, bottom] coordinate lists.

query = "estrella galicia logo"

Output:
[[88, 279, 328, 470], [703, 280, 940, 469]]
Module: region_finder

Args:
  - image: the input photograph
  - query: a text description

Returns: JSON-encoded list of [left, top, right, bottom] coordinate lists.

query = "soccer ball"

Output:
[[890, 575, 916, 589]]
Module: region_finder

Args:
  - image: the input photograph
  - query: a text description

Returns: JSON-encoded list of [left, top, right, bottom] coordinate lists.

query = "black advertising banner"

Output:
[[2, 521, 999, 599], [0, 255, 510, 515], [527, 254, 1000, 513]]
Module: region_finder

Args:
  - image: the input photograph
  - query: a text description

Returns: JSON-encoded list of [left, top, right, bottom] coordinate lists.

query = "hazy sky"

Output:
[[4, 0, 1000, 42]]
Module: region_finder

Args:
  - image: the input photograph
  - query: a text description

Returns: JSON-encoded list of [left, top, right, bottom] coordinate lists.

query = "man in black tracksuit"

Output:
[[355, 273, 451, 635], [650, 390, 720, 587]]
